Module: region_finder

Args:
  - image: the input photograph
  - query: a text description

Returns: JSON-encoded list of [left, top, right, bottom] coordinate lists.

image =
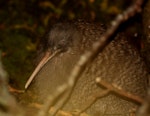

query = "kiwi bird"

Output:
[[25, 20, 148, 116]]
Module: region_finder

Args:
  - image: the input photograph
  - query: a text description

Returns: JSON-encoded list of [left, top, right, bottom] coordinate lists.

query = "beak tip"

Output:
[[24, 51, 57, 90], [25, 83, 28, 90]]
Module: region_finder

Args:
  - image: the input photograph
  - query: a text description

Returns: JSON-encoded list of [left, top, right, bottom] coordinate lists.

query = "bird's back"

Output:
[[27, 21, 148, 116]]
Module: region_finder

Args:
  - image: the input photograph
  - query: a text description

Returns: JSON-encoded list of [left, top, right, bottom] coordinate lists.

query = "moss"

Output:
[[0, 29, 36, 89]]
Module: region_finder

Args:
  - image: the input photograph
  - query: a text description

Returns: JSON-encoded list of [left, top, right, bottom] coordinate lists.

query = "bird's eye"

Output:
[[57, 39, 67, 48], [53, 43, 67, 53], [57, 43, 63, 49]]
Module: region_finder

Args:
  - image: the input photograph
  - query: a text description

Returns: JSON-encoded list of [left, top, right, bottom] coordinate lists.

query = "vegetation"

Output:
[[0, 0, 135, 88]]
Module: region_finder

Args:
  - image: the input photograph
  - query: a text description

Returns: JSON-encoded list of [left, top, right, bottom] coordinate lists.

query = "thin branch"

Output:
[[8, 86, 25, 94], [10, 24, 37, 35], [78, 89, 110, 115], [38, 85, 68, 116], [31, 103, 89, 116], [95, 77, 144, 104], [137, 89, 150, 116]]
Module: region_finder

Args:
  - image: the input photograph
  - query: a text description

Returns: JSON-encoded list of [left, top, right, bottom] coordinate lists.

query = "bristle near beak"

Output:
[[25, 50, 59, 89]]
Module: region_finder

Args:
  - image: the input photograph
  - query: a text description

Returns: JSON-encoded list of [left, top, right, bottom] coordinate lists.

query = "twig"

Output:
[[39, 0, 145, 116], [79, 75, 144, 114], [0, 52, 24, 115], [78, 89, 110, 115], [95, 77, 144, 104], [10, 24, 37, 34], [137, 89, 150, 116], [38, 85, 68, 116], [8, 86, 25, 94], [31, 102, 89, 116]]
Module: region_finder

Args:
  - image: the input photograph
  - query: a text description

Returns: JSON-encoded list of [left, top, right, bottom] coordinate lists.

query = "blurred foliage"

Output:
[[0, 0, 138, 89]]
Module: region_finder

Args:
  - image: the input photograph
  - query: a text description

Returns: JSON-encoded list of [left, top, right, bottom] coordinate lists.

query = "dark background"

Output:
[[0, 0, 142, 89]]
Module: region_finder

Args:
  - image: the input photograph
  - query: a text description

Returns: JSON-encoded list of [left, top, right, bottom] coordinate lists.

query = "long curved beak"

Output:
[[25, 50, 59, 89]]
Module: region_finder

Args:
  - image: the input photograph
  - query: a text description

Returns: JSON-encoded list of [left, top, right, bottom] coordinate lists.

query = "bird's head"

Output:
[[25, 22, 80, 89]]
